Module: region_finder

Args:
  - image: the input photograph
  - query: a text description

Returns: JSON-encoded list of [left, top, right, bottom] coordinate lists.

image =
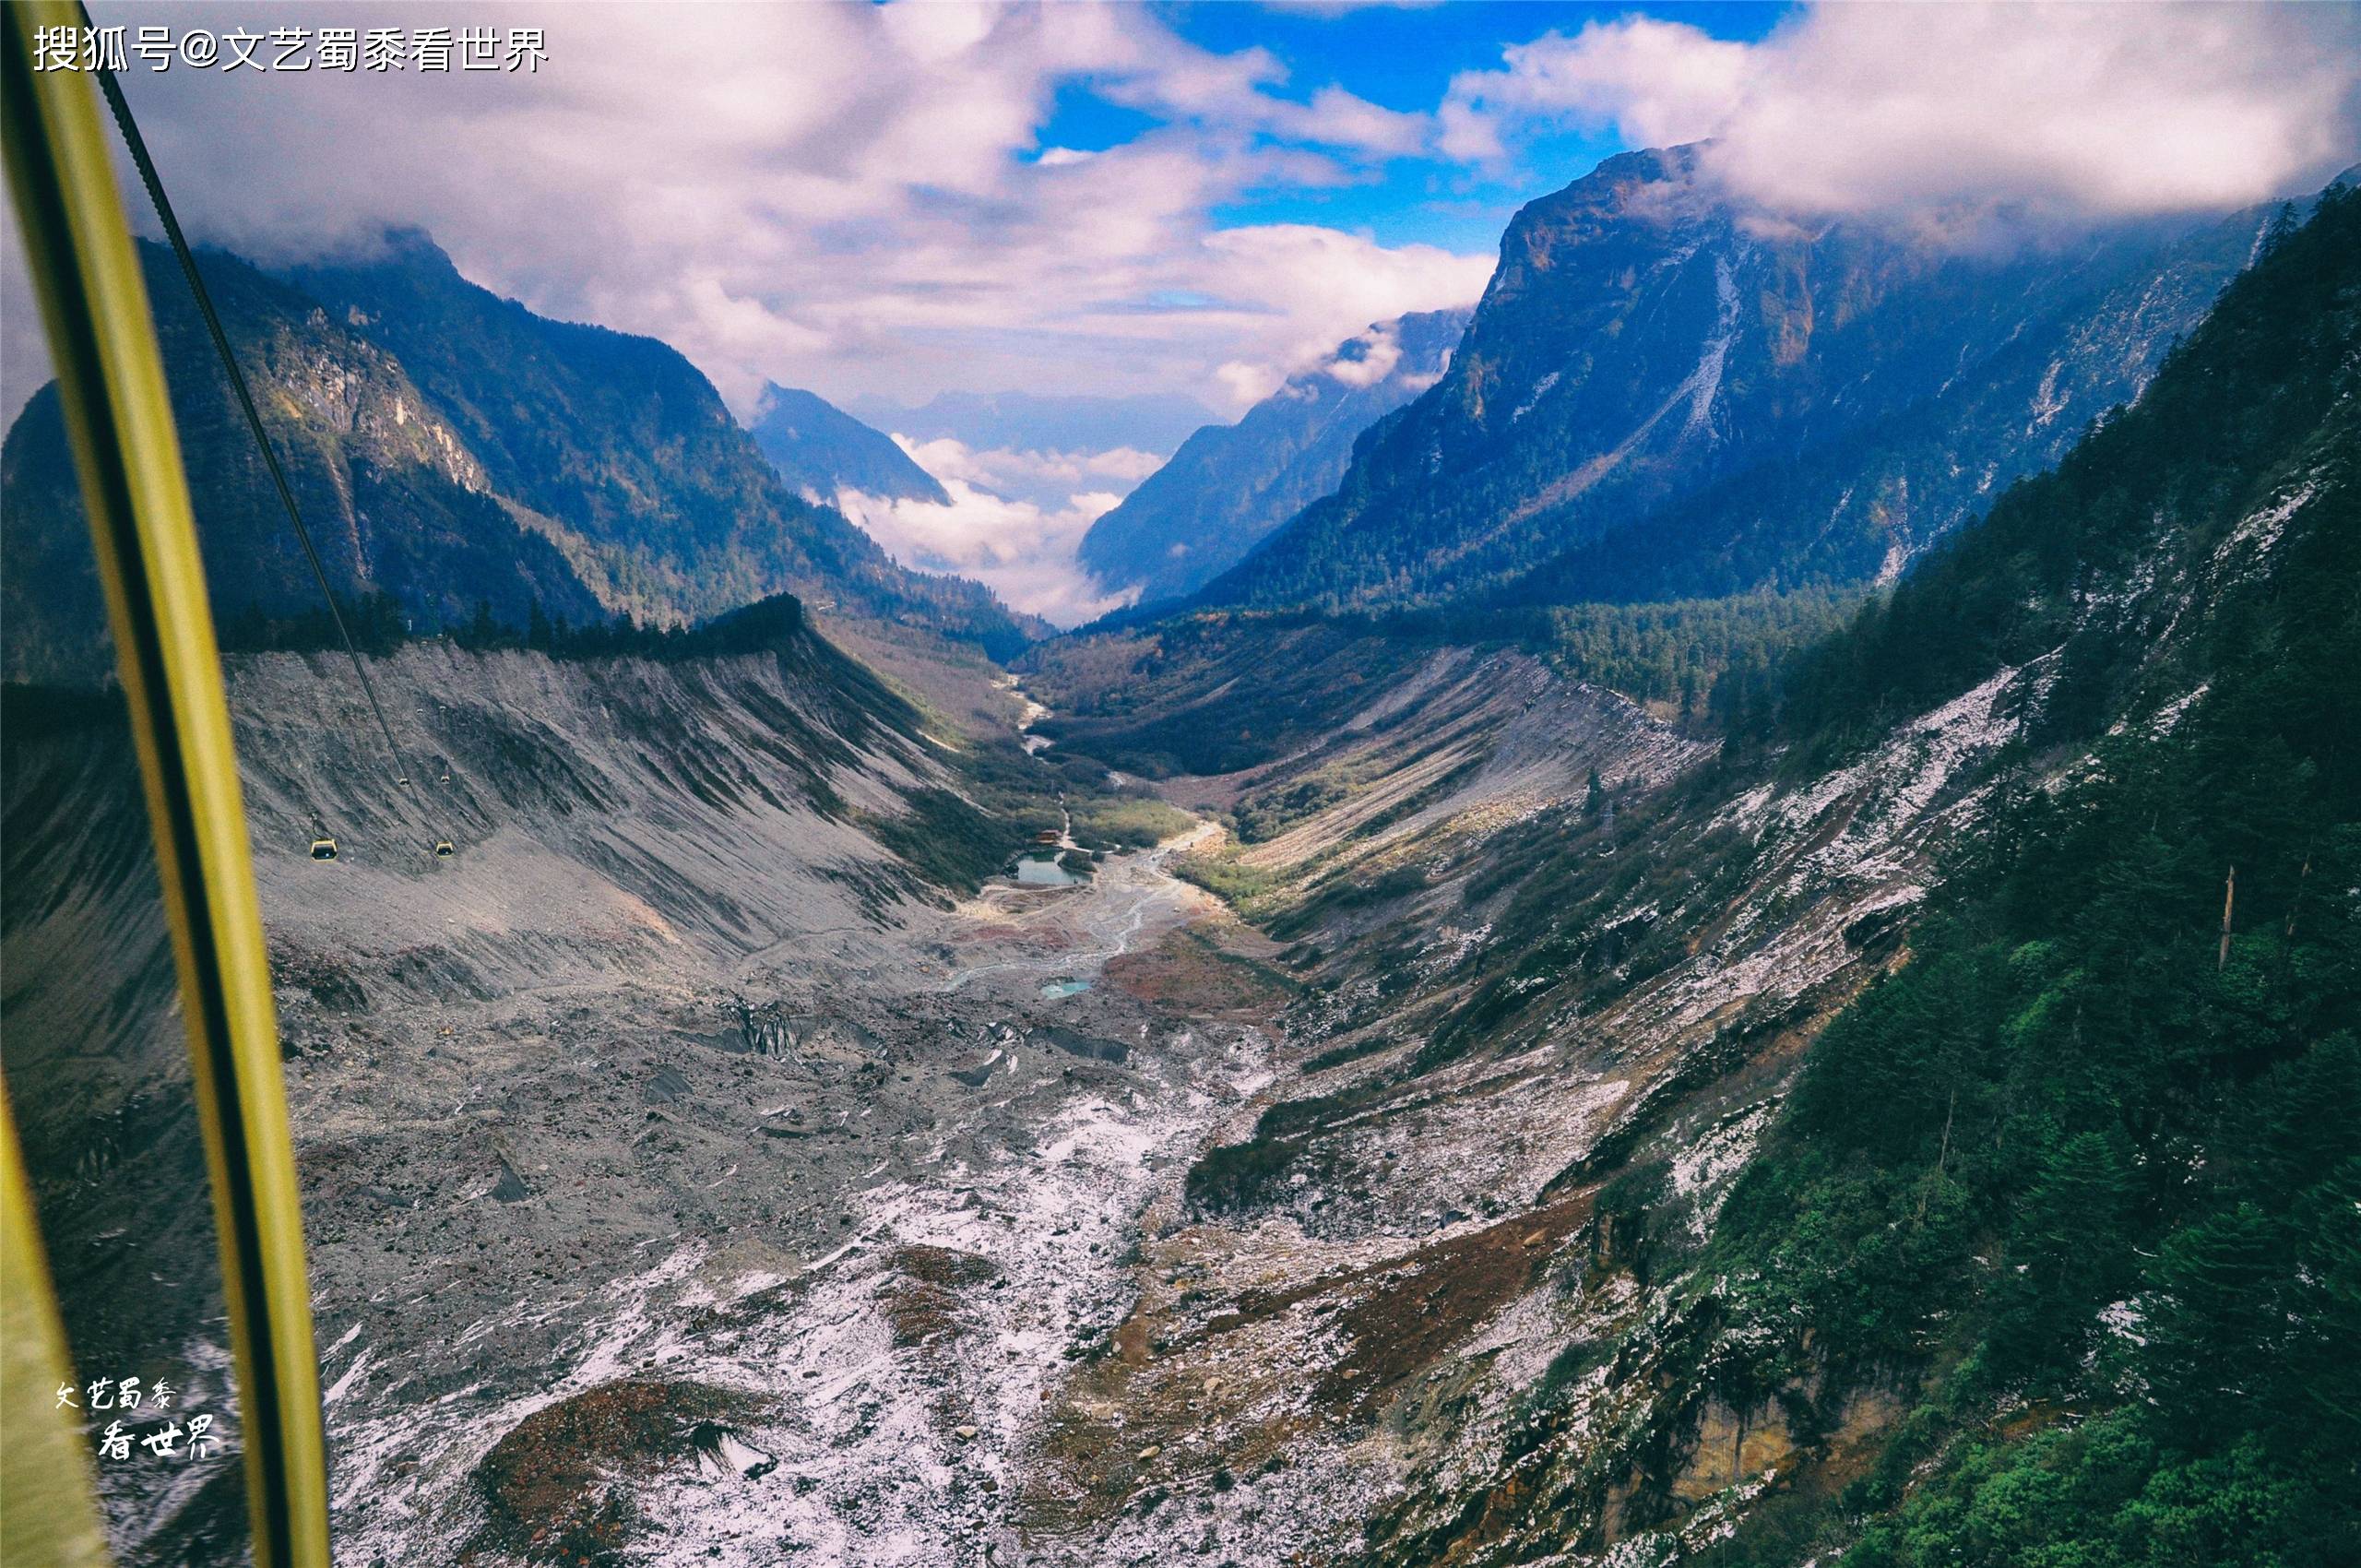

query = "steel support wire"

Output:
[[84, 2, 421, 800]]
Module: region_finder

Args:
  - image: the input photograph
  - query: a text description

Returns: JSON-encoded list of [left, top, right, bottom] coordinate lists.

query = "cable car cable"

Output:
[[85, 31, 457, 859], [4, 7, 331, 1561]]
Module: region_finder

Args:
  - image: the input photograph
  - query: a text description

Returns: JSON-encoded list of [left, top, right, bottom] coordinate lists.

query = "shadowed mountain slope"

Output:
[[745, 383, 950, 507], [1, 232, 1034, 683], [1078, 309, 1471, 607], [1199, 145, 2296, 616]]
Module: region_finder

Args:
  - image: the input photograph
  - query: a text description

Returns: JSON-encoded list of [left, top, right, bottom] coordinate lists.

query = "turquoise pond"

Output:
[[1013, 853, 1083, 886]]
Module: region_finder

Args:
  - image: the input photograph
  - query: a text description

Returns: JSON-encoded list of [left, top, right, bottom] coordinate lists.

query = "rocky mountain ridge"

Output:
[[0, 232, 1034, 683], [1078, 309, 1472, 607], [1197, 144, 2303, 617]]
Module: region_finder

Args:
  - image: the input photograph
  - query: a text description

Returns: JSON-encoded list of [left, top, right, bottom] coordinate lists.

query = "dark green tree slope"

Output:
[[1692, 184, 2360, 1568]]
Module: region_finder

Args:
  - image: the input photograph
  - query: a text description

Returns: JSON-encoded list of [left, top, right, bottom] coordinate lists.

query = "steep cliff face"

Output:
[[1199, 145, 2286, 614], [1, 244, 605, 682], [0, 232, 1035, 683], [1077, 309, 1471, 606]]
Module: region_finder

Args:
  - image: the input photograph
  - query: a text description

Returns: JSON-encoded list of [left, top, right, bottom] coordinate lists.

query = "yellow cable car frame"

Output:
[[1, 6, 332, 1565]]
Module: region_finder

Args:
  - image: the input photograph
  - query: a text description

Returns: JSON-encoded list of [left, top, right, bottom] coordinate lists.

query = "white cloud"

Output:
[[1440, 18, 1748, 162], [1278, 86, 1433, 157], [1323, 322, 1402, 390], [1442, 4, 2361, 226], [853, 343, 1535, 619], [29, 0, 1489, 428], [832, 436, 1141, 626], [1216, 360, 1287, 408], [1192, 225, 1491, 409], [894, 434, 1166, 511]]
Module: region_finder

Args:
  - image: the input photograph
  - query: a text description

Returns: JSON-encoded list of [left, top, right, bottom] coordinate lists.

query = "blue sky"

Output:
[[1029, 4, 1793, 253], [1156, 2, 1791, 250]]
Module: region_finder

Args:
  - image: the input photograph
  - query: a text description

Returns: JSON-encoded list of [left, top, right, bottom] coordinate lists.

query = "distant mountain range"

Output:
[[1, 232, 1035, 681], [746, 385, 949, 507], [1195, 145, 2301, 615], [1077, 308, 1471, 607], [6, 150, 2322, 692], [845, 389, 1217, 460]]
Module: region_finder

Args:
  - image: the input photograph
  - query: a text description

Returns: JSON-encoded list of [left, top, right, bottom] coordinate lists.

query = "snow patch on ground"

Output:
[[1668, 1104, 1778, 1242], [1682, 256, 1740, 439], [1512, 371, 1562, 422], [2216, 481, 2316, 566]]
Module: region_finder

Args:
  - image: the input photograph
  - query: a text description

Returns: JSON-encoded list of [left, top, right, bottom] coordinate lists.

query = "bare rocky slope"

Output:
[[1004, 623, 2021, 1563], [4, 611, 1287, 1566]]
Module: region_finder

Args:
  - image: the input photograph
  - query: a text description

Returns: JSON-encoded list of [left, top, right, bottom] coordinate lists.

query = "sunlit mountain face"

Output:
[[1193, 146, 2297, 617]]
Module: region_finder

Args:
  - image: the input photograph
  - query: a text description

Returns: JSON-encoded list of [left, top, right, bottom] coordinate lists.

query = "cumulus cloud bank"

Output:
[[896, 437, 1166, 514], [1442, 4, 2361, 226], [1323, 321, 1404, 390], [831, 435, 1147, 627], [52, 1, 1487, 426]]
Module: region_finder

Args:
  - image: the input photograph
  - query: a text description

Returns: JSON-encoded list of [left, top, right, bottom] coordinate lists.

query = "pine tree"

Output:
[[2145, 1204, 2286, 1423], [1998, 1131, 2132, 1377], [2290, 1159, 2361, 1441]]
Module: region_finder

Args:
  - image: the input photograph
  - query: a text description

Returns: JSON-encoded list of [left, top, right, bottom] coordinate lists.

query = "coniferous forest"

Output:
[[1680, 185, 2361, 1566]]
